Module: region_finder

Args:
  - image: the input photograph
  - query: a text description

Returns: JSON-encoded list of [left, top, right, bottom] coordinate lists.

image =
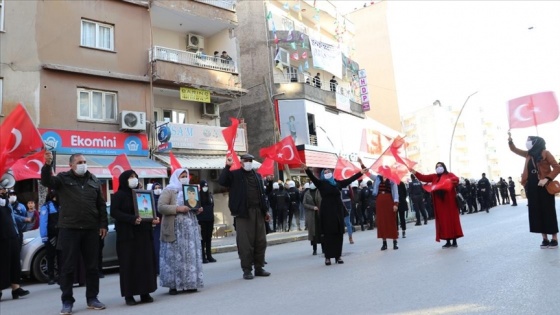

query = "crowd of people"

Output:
[[0, 133, 558, 313]]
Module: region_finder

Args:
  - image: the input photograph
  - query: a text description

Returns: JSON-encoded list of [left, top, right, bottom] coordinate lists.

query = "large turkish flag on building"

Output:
[[259, 136, 302, 165], [0, 104, 44, 176], [508, 91, 559, 129]]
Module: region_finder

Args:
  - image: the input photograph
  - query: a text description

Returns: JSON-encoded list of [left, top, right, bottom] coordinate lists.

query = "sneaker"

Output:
[[243, 271, 254, 280], [549, 239, 558, 249], [87, 298, 106, 310], [541, 239, 550, 249], [60, 302, 73, 315]]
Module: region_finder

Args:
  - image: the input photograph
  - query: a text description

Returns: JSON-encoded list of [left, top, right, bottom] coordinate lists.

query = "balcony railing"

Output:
[[195, 0, 236, 11], [274, 73, 359, 102], [151, 46, 237, 73]]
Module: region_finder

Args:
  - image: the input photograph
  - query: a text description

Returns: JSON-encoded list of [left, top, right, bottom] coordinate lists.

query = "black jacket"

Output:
[[197, 180, 215, 222], [408, 179, 424, 197], [219, 165, 268, 218], [41, 164, 108, 230]]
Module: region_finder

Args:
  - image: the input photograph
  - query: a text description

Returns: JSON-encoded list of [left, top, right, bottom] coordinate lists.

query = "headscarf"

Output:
[[320, 169, 336, 186], [527, 136, 546, 163], [166, 168, 189, 191], [200, 180, 211, 205], [434, 162, 449, 200], [117, 170, 138, 193]]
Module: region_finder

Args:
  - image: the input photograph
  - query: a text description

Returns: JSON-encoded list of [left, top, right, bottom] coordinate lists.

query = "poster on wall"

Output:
[[277, 100, 310, 146], [309, 36, 343, 79]]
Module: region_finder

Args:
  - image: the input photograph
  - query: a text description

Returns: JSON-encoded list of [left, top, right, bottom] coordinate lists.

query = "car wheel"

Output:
[[32, 248, 55, 283]]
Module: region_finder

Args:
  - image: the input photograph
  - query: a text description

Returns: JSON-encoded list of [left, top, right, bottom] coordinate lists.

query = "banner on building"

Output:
[[358, 69, 370, 111], [309, 36, 342, 78], [158, 122, 247, 151], [180, 87, 211, 103]]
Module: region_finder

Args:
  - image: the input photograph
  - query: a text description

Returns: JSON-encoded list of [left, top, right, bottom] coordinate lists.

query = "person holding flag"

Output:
[[302, 159, 369, 266], [508, 133, 560, 248], [409, 162, 463, 248], [371, 175, 400, 250]]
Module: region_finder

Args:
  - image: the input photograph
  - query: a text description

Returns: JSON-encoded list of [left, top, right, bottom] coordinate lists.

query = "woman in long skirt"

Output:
[[158, 169, 204, 294], [372, 175, 399, 250]]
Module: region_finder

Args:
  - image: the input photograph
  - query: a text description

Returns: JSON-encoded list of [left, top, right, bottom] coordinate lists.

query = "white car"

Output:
[[20, 205, 118, 283]]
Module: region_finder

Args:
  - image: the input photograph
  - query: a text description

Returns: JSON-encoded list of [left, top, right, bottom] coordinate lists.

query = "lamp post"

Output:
[[448, 91, 478, 170]]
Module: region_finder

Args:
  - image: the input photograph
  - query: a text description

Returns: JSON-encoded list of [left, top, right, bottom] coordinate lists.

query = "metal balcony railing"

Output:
[[195, 0, 236, 11], [151, 46, 237, 73]]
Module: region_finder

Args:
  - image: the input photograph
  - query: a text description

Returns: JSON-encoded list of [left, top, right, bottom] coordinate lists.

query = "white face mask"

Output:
[[436, 166, 444, 174], [526, 140, 533, 150], [9, 196, 17, 203], [128, 178, 139, 189], [243, 162, 253, 171], [323, 173, 333, 180], [202, 187, 208, 192], [179, 178, 189, 185], [74, 163, 88, 176], [309, 183, 316, 189], [153, 189, 162, 195]]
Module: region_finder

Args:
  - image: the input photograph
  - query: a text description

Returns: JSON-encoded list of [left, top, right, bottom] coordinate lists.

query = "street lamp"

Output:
[[448, 91, 478, 170]]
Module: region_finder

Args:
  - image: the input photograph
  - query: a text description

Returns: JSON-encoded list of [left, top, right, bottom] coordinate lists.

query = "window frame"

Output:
[[80, 19, 115, 51], [77, 88, 117, 122], [0, 0, 4, 32]]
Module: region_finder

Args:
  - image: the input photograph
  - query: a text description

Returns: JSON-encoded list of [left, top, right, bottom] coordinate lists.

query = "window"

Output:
[[81, 19, 114, 50], [77, 88, 117, 121], [0, 0, 4, 31], [163, 109, 187, 124]]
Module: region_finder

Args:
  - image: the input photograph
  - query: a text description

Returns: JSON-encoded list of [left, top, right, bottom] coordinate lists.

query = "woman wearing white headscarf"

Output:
[[158, 169, 204, 295]]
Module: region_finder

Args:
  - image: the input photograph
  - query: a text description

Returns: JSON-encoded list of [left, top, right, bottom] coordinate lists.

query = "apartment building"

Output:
[[0, 0, 245, 226], [223, 0, 400, 181]]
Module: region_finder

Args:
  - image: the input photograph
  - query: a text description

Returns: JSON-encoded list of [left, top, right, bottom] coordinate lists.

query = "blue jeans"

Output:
[[344, 215, 352, 238]]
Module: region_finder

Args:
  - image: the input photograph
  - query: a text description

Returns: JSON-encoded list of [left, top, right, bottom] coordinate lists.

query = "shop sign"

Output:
[[179, 87, 211, 103]]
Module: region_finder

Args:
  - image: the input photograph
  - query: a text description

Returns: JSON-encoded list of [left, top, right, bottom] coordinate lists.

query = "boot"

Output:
[[381, 240, 387, 251], [415, 221, 422, 226], [402, 231, 406, 238], [393, 240, 398, 250], [424, 218, 428, 225]]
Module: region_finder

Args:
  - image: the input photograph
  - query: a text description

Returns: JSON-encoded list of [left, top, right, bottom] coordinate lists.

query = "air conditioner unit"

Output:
[[202, 103, 219, 118], [187, 33, 205, 50], [119, 111, 146, 131]]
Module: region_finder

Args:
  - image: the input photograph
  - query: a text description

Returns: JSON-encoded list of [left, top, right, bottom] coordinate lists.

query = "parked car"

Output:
[[20, 205, 118, 283]]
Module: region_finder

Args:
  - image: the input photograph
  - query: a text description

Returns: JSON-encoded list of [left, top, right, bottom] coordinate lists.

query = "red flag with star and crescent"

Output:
[[0, 104, 44, 176], [334, 157, 363, 181], [257, 158, 275, 177], [108, 153, 132, 192], [221, 117, 241, 170], [508, 91, 559, 129], [259, 136, 302, 165], [368, 136, 416, 184], [390, 136, 417, 170], [11, 150, 46, 180]]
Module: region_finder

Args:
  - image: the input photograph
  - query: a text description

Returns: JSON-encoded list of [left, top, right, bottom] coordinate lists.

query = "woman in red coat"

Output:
[[411, 162, 464, 248]]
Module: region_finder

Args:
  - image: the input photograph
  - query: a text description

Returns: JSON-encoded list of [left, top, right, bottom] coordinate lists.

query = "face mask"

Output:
[[128, 178, 138, 189], [323, 173, 333, 180], [153, 189, 162, 195], [243, 162, 253, 171], [526, 140, 533, 150], [436, 166, 444, 174], [202, 187, 208, 192], [74, 163, 87, 176], [9, 196, 17, 203], [180, 178, 189, 185], [309, 183, 316, 189]]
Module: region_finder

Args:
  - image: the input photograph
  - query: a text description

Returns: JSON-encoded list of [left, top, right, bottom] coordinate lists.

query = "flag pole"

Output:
[[448, 91, 478, 171]]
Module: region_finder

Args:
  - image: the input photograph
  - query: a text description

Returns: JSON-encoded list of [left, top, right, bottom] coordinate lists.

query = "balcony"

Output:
[[195, 0, 236, 11], [151, 46, 245, 97]]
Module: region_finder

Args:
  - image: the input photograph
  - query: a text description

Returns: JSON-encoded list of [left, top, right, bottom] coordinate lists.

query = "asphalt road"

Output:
[[1, 198, 559, 315]]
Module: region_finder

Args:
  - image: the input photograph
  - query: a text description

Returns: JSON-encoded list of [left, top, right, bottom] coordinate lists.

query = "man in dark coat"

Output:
[[508, 177, 518, 206], [397, 182, 408, 238], [409, 174, 428, 225], [219, 154, 271, 280], [477, 173, 492, 213]]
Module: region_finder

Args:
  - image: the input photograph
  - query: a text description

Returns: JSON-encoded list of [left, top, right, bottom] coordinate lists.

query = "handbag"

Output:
[[546, 180, 560, 195]]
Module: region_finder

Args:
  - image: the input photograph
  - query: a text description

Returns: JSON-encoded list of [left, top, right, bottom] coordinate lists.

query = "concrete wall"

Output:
[[348, 2, 402, 132], [154, 0, 238, 26]]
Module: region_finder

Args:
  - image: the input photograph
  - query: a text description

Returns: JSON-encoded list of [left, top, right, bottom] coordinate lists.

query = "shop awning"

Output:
[[54, 155, 168, 178], [154, 154, 261, 170]]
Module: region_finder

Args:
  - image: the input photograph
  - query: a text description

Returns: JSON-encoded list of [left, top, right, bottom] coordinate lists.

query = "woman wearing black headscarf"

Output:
[[110, 170, 160, 305], [509, 134, 560, 248], [197, 180, 216, 263], [410, 162, 463, 248]]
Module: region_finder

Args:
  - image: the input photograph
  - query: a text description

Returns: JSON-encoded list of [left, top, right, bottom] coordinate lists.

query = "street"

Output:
[[1, 199, 559, 315]]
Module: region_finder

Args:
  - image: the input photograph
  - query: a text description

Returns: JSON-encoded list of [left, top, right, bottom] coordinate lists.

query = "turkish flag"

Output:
[[369, 136, 416, 184], [221, 117, 241, 170], [259, 136, 302, 165], [108, 153, 132, 191], [11, 150, 46, 180], [422, 179, 454, 193], [334, 157, 362, 180], [168, 151, 182, 173], [390, 136, 417, 170], [0, 104, 44, 176], [508, 91, 559, 129], [257, 158, 275, 177]]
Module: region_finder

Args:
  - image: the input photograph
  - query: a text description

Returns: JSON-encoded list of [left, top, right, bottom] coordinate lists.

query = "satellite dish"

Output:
[[0, 170, 16, 189]]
